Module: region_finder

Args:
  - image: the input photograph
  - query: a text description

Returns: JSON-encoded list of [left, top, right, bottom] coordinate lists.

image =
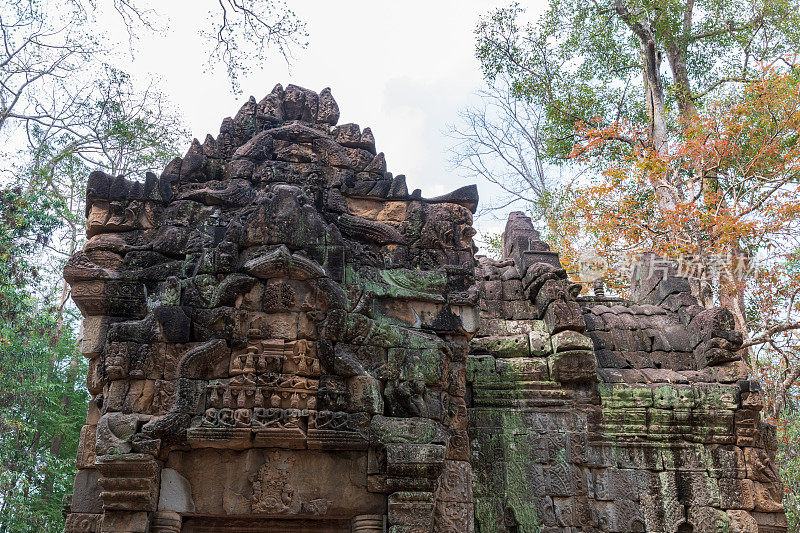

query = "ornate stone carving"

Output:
[[94, 454, 160, 512], [63, 85, 785, 532], [351, 514, 384, 532], [249, 453, 334, 516], [64, 513, 102, 533], [251, 460, 294, 514], [150, 511, 182, 533]]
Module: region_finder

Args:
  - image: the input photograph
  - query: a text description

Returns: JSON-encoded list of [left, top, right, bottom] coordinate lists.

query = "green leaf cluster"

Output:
[[476, 0, 800, 161], [0, 188, 87, 532]]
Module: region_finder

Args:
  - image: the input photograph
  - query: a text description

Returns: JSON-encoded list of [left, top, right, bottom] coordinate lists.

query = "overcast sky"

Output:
[[118, 0, 549, 240]]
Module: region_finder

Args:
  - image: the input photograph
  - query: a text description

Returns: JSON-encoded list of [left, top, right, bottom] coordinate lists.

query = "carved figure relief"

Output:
[[251, 458, 296, 514]]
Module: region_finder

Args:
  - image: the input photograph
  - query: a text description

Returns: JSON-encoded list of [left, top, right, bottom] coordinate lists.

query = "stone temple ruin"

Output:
[[63, 84, 787, 532]]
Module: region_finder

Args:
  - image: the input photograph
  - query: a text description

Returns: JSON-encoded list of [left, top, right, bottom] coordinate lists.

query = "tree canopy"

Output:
[[476, 0, 800, 160]]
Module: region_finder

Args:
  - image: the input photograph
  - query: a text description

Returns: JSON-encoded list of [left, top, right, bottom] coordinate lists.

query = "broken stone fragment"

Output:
[[179, 139, 208, 182], [317, 87, 340, 126], [282, 84, 319, 122], [470, 334, 529, 358], [257, 84, 285, 123], [550, 330, 593, 353], [424, 184, 479, 214]]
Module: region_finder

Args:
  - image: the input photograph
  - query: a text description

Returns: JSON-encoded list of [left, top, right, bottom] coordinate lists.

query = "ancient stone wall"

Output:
[[63, 84, 478, 533], [468, 213, 788, 532], [62, 85, 787, 533]]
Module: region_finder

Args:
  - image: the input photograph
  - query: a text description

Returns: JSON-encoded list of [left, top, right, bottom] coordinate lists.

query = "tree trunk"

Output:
[[615, 1, 679, 214], [643, 39, 669, 153], [665, 46, 698, 122]]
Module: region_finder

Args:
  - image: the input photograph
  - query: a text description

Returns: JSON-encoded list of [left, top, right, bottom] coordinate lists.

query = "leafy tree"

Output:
[[476, 0, 800, 159], [553, 68, 800, 400], [470, 0, 800, 369], [474, 1, 800, 324], [0, 58, 188, 533], [775, 407, 800, 531], [0, 187, 87, 532]]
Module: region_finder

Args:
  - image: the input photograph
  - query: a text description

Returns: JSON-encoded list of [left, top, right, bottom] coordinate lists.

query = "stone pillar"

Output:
[[351, 514, 384, 532], [151, 511, 182, 533], [387, 491, 434, 531], [95, 453, 160, 533]]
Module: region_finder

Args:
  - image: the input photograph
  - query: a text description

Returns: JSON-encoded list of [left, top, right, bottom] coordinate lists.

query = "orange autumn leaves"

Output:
[[553, 69, 800, 300]]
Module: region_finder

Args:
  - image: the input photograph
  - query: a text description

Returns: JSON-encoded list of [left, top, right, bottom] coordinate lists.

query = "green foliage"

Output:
[[0, 187, 87, 532], [484, 232, 504, 260], [0, 25, 187, 532], [777, 411, 800, 532], [756, 342, 800, 532], [475, 0, 800, 162]]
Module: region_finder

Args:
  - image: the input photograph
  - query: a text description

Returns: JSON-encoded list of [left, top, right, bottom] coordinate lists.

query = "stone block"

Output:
[[528, 328, 552, 356], [76, 425, 98, 469], [594, 499, 646, 531], [386, 443, 445, 478], [158, 468, 195, 513], [547, 350, 597, 383], [689, 308, 736, 346], [752, 481, 785, 512], [502, 279, 523, 300], [483, 280, 503, 301], [718, 477, 754, 510], [751, 510, 789, 529], [390, 347, 444, 385], [347, 375, 384, 414], [388, 491, 434, 527], [95, 453, 160, 512], [80, 316, 113, 358], [370, 416, 448, 445], [71, 468, 103, 514], [726, 510, 758, 533], [593, 468, 646, 501], [434, 500, 474, 532], [543, 300, 586, 333], [687, 505, 731, 533], [651, 384, 696, 409], [65, 513, 102, 533], [100, 511, 149, 533], [435, 461, 473, 503], [470, 334, 530, 358], [711, 360, 749, 383], [550, 330, 593, 353], [494, 357, 549, 381]]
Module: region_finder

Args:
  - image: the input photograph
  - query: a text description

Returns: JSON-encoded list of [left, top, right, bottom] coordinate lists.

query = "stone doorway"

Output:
[[179, 514, 384, 532], [181, 516, 351, 533]]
